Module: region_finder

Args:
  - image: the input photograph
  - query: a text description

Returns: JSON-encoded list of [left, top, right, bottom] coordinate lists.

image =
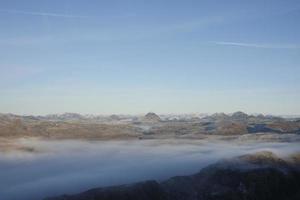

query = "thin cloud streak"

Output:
[[213, 41, 300, 49], [0, 16, 225, 46], [0, 9, 89, 18]]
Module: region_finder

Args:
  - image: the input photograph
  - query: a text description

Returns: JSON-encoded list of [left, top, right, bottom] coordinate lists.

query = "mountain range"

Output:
[[0, 112, 299, 139]]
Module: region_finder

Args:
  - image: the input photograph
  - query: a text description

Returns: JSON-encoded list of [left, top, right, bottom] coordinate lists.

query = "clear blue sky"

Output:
[[0, 0, 299, 115]]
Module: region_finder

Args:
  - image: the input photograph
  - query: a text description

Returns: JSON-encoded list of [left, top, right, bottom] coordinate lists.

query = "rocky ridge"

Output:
[[46, 151, 300, 200]]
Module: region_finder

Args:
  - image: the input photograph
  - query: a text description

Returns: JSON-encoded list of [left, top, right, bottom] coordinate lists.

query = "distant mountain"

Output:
[[143, 112, 161, 122], [0, 111, 299, 139], [44, 113, 86, 121], [231, 111, 249, 121], [208, 112, 229, 121]]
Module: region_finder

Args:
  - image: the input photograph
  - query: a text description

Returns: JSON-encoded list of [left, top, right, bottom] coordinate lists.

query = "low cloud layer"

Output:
[[0, 138, 299, 200]]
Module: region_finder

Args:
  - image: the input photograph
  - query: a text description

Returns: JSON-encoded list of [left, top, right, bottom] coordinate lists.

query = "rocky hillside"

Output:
[[143, 112, 162, 123], [46, 151, 300, 200], [0, 114, 142, 139], [0, 112, 299, 139]]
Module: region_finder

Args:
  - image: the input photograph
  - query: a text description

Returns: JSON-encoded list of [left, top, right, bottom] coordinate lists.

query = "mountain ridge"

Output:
[[0, 112, 299, 139], [45, 151, 300, 200]]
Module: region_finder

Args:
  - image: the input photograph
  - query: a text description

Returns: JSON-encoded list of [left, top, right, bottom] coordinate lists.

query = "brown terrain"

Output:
[[0, 112, 299, 140]]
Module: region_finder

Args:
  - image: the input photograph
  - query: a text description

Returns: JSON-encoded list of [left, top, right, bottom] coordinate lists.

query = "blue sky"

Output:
[[0, 0, 300, 115]]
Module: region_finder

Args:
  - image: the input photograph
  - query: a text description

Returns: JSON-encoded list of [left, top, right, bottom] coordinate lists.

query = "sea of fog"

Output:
[[0, 137, 300, 200]]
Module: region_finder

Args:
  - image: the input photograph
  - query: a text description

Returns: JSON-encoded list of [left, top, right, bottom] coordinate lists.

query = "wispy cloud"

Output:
[[0, 16, 226, 46], [213, 41, 300, 49], [116, 16, 225, 41], [160, 16, 224, 33], [0, 9, 89, 18]]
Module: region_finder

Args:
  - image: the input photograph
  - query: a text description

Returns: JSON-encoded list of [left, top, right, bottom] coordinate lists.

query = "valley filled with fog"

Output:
[[1, 136, 300, 200]]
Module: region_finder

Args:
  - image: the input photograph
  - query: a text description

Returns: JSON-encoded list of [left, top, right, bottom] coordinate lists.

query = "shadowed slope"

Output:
[[46, 151, 300, 200]]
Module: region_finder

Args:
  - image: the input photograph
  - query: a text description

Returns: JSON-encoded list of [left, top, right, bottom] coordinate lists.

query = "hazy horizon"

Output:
[[1, 0, 300, 115], [1, 111, 300, 118]]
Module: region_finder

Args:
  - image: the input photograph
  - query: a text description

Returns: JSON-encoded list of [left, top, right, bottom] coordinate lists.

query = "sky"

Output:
[[0, 0, 300, 115]]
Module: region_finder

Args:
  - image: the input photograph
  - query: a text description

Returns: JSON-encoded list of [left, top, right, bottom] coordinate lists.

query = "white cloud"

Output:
[[213, 41, 300, 49], [0, 9, 89, 18]]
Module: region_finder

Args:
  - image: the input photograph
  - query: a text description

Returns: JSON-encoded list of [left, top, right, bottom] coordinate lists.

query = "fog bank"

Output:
[[0, 137, 300, 200]]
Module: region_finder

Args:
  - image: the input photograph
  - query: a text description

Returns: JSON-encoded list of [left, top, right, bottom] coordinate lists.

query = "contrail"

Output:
[[0, 9, 89, 18], [213, 41, 300, 49]]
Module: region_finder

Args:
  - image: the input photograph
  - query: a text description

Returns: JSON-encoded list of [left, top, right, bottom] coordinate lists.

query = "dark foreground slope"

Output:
[[46, 151, 300, 200]]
